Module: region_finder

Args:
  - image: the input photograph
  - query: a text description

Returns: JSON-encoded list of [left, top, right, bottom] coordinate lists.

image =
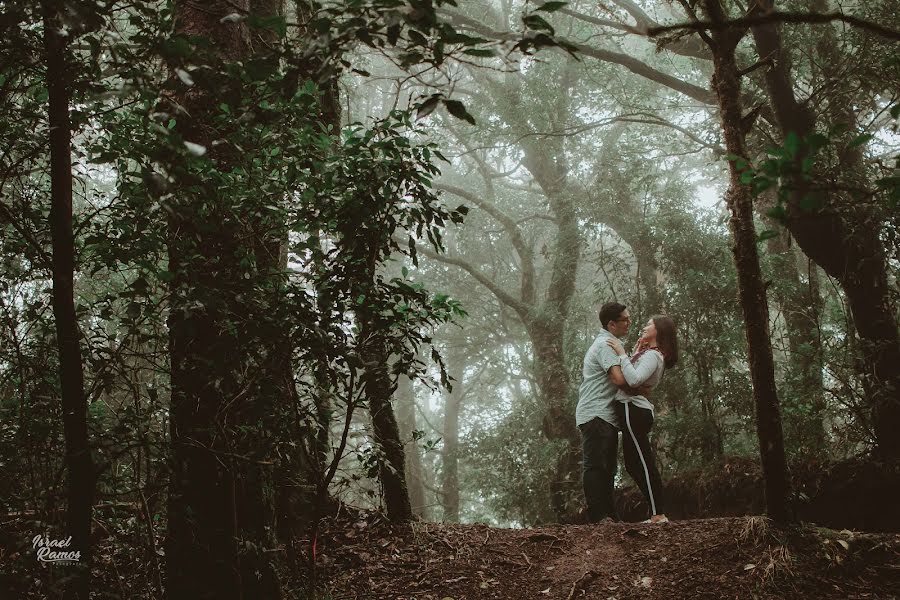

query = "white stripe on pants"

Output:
[[624, 402, 657, 515]]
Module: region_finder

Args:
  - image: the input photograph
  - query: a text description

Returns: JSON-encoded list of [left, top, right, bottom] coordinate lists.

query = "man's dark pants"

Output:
[[579, 416, 619, 522]]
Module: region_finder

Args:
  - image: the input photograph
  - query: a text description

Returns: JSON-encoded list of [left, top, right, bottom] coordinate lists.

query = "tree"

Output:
[[747, 0, 900, 460], [700, 0, 792, 523], [163, 1, 285, 596], [44, 2, 96, 597]]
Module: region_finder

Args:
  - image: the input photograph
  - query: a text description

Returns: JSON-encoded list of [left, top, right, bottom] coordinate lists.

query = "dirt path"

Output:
[[317, 515, 900, 599]]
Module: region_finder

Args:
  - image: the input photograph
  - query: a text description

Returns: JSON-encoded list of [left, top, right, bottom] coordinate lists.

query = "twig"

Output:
[[567, 570, 598, 600]]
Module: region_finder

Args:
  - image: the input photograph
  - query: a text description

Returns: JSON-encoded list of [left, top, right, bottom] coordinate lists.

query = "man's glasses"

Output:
[[616, 316, 632, 323]]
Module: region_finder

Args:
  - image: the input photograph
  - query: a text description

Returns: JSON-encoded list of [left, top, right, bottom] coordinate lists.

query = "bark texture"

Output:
[[704, 0, 792, 523], [395, 373, 427, 518], [363, 348, 413, 522]]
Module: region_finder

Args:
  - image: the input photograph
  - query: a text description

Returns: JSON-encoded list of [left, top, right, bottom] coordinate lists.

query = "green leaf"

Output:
[[806, 133, 829, 152], [848, 133, 873, 149], [126, 302, 142, 319], [784, 131, 800, 159], [247, 14, 287, 38], [536, 1, 568, 11], [761, 159, 778, 177], [752, 176, 774, 195], [757, 229, 779, 242], [443, 99, 476, 125], [462, 48, 496, 57], [387, 23, 401, 46], [766, 203, 787, 220], [523, 14, 555, 34], [416, 95, 441, 120]]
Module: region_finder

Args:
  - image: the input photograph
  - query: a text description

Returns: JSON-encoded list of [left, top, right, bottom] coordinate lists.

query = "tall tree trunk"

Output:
[[522, 116, 582, 519], [165, 2, 282, 598], [357, 232, 411, 522], [362, 342, 412, 522], [441, 347, 465, 522], [704, 0, 792, 523], [395, 373, 427, 518], [750, 0, 900, 460], [44, 5, 95, 597]]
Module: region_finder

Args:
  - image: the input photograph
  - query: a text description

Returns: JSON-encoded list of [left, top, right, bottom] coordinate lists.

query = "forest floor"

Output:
[[313, 512, 900, 600]]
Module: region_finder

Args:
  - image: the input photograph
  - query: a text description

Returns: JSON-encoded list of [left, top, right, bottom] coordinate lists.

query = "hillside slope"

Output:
[[317, 515, 899, 599]]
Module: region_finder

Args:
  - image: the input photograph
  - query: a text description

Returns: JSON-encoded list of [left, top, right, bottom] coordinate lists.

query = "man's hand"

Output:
[[620, 384, 652, 397], [606, 338, 626, 356]]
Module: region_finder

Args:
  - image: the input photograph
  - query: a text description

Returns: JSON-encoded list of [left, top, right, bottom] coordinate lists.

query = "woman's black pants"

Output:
[[614, 402, 665, 518]]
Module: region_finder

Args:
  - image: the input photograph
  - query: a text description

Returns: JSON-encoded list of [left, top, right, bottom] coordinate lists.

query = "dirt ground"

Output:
[[314, 513, 900, 599]]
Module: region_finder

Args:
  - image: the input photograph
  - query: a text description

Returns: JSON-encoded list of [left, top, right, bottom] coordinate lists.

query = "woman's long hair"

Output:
[[652, 315, 678, 369]]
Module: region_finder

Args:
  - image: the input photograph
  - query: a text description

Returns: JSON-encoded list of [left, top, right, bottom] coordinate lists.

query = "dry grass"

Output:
[[739, 515, 773, 545]]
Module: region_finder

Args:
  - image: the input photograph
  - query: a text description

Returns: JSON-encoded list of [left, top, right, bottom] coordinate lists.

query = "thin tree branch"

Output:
[[0, 201, 52, 268], [441, 10, 716, 105], [403, 236, 532, 319], [435, 182, 537, 306], [648, 11, 900, 42], [559, 7, 640, 34]]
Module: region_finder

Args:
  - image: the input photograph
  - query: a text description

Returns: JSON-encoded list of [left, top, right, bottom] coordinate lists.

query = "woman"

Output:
[[606, 314, 678, 524]]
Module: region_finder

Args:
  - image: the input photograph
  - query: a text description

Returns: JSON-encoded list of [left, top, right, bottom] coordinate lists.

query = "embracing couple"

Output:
[[575, 302, 678, 524]]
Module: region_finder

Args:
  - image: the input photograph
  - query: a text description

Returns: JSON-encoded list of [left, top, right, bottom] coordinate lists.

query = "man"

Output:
[[575, 301, 639, 523]]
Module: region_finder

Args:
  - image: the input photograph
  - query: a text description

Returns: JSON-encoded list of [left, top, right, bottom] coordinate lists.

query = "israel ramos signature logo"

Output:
[[32, 535, 81, 565]]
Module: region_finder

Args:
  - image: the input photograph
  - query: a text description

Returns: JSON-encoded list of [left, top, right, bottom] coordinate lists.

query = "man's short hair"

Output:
[[599, 302, 627, 331]]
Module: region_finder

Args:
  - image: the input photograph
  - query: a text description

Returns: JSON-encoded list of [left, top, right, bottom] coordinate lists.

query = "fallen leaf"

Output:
[[183, 141, 206, 156], [640, 576, 652, 588], [175, 68, 194, 86], [744, 563, 757, 571], [539, 587, 551, 594], [838, 540, 849, 550]]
